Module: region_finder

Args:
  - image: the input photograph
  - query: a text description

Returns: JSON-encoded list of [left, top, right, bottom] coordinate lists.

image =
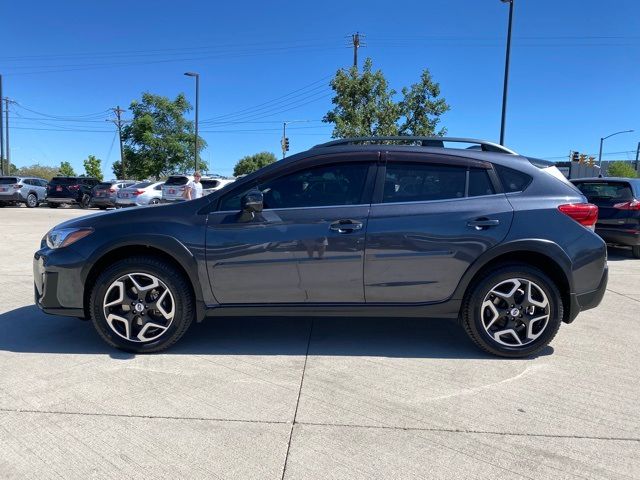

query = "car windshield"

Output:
[[0, 177, 18, 184], [165, 176, 189, 186], [49, 177, 78, 185]]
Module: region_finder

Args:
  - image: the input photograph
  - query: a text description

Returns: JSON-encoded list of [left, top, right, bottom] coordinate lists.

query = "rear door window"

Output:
[[382, 163, 467, 203]]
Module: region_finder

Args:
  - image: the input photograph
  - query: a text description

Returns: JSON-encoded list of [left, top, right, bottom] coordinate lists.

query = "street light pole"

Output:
[[184, 72, 200, 172], [598, 129, 634, 166], [499, 0, 514, 146]]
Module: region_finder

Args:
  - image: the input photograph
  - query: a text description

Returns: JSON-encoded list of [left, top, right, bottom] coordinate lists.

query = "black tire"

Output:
[[149, 199, 160, 205], [48, 203, 59, 208], [632, 246, 640, 259], [89, 255, 194, 353], [26, 193, 38, 208], [79, 194, 91, 209], [0, 202, 5, 208], [99, 206, 108, 210], [461, 264, 563, 358]]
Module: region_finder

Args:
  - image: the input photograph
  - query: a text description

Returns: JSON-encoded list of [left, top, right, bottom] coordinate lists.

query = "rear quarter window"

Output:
[[495, 165, 532, 193]]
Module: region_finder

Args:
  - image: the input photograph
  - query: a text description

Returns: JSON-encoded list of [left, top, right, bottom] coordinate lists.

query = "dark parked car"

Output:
[[46, 176, 100, 209], [90, 180, 137, 209], [34, 137, 608, 357], [571, 177, 640, 258]]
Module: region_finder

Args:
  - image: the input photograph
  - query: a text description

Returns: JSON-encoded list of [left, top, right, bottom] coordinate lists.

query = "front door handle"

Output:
[[330, 219, 363, 234], [467, 218, 500, 230]]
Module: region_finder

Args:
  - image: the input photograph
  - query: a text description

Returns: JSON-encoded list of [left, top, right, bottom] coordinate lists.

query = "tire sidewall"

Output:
[[26, 194, 38, 208], [466, 266, 562, 357], [90, 259, 192, 353]]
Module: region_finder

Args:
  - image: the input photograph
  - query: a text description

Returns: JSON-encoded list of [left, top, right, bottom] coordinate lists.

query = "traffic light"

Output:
[[571, 151, 580, 162], [588, 156, 595, 167], [284, 137, 290, 151], [579, 154, 587, 164]]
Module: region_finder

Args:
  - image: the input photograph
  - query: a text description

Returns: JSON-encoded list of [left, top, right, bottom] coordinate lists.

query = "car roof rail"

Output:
[[312, 136, 518, 154]]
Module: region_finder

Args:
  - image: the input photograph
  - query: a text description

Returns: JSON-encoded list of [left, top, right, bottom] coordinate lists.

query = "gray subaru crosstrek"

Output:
[[33, 137, 608, 357]]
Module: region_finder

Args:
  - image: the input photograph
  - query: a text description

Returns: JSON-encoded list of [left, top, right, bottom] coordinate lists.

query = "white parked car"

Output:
[[116, 181, 164, 207], [162, 175, 235, 202]]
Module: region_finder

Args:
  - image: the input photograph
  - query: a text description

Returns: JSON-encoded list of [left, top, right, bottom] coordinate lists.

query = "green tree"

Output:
[[14, 164, 59, 180], [607, 161, 638, 178], [59, 161, 76, 176], [323, 58, 449, 139], [324, 59, 400, 138], [120, 92, 207, 179], [83, 155, 103, 181], [398, 70, 450, 136], [233, 152, 277, 176]]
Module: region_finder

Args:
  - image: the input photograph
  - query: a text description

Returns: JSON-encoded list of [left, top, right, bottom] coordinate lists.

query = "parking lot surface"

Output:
[[1, 206, 639, 479]]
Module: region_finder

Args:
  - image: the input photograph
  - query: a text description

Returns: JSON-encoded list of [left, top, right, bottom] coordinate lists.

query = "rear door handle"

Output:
[[467, 218, 500, 229], [330, 219, 363, 233]]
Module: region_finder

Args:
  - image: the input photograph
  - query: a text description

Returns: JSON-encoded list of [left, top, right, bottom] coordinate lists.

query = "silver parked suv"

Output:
[[0, 176, 48, 208]]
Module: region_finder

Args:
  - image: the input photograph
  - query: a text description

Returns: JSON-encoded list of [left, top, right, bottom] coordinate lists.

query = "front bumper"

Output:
[[33, 249, 87, 318], [567, 264, 608, 323]]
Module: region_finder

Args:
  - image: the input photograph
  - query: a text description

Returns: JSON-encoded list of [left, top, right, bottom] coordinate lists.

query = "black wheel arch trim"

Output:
[[451, 238, 574, 301], [81, 234, 207, 322]]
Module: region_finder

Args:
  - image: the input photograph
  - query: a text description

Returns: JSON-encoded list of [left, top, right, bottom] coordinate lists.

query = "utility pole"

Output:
[[349, 32, 366, 69], [499, 0, 514, 146], [4, 97, 10, 175], [109, 106, 126, 178], [281, 122, 287, 159], [635, 142, 640, 172], [0, 75, 4, 176]]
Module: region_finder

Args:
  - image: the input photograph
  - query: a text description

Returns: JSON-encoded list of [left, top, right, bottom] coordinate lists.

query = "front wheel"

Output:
[[461, 264, 562, 358], [89, 256, 194, 353]]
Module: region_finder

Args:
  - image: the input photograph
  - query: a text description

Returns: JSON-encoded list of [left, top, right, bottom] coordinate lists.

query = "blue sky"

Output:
[[1, 0, 638, 177]]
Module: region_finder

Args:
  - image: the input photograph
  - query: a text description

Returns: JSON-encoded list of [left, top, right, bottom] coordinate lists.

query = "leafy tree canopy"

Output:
[[59, 161, 76, 177], [233, 152, 277, 176], [83, 155, 103, 181], [607, 161, 638, 178], [324, 58, 449, 138], [118, 92, 207, 179], [12, 164, 59, 181]]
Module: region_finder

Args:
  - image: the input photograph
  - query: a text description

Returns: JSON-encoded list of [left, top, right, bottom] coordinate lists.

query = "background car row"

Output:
[[0, 174, 236, 209]]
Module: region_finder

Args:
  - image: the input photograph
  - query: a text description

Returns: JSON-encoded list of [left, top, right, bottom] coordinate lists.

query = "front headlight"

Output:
[[46, 227, 94, 249]]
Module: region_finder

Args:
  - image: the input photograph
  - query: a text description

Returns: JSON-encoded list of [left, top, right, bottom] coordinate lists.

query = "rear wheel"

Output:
[[26, 193, 38, 208], [79, 194, 91, 209], [149, 198, 160, 205], [632, 246, 640, 259], [461, 264, 562, 358], [89, 256, 194, 353]]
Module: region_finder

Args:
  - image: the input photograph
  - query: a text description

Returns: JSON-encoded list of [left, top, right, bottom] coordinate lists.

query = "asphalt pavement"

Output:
[[0, 206, 638, 479]]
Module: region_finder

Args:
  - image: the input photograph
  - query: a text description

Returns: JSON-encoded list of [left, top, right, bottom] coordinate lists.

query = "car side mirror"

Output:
[[241, 190, 263, 214]]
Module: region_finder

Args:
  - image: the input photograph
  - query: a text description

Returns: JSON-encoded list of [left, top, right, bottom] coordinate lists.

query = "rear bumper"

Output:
[[47, 197, 77, 204], [0, 192, 24, 202], [90, 198, 116, 207], [596, 228, 640, 247], [567, 265, 608, 323]]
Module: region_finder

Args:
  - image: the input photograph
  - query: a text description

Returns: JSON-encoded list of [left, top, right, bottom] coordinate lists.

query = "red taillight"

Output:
[[109, 188, 116, 193], [133, 190, 144, 196], [558, 203, 598, 230], [613, 200, 640, 210], [68, 185, 80, 191]]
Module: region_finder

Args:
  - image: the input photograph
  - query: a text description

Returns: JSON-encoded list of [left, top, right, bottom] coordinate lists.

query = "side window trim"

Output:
[[214, 153, 379, 213], [372, 153, 499, 204]]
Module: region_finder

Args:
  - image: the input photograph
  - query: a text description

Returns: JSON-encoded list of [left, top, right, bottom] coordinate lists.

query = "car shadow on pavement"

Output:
[[0, 305, 553, 360], [606, 246, 635, 261]]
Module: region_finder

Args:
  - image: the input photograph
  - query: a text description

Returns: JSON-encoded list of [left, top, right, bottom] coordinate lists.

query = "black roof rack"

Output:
[[312, 136, 517, 155]]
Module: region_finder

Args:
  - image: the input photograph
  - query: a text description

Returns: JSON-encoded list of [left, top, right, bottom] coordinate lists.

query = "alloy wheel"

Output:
[[27, 194, 37, 208], [480, 278, 550, 347], [103, 273, 175, 343]]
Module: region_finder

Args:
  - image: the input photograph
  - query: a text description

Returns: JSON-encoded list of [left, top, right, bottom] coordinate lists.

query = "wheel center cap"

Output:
[[134, 302, 145, 313], [510, 308, 520, 317]]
